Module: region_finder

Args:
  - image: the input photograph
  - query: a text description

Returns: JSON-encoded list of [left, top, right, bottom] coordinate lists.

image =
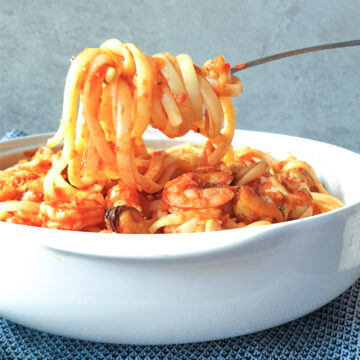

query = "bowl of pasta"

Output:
[[1, 129, 360, 345], [1, 40, 360, 344]]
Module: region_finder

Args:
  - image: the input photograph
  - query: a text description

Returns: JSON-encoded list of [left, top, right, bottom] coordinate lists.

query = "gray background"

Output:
[[1, 0, 359, 152]]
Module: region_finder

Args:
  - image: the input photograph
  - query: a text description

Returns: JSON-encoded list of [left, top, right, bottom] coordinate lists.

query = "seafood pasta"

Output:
[[0, 40, 343, 233]]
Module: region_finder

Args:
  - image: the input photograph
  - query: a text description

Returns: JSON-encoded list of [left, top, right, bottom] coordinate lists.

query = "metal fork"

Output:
[[231, 39, 360, 73]]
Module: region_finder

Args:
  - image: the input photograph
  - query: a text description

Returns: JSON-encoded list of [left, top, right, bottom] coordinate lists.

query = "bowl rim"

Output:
[[1, 130, 360, 260]]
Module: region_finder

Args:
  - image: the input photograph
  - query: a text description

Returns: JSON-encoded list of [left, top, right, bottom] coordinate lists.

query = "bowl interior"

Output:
[[143, 129, 360, 206], [1, 130, 359, 258], [1, 129, 359, 207]]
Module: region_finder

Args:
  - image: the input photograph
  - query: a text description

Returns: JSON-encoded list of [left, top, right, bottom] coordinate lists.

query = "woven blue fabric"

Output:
[[0, 129, 27, 142], [1, 130, 360, 359]]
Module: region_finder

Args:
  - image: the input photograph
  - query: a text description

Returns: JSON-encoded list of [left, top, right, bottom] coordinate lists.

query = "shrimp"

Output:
[[162, 165, 234, 209]]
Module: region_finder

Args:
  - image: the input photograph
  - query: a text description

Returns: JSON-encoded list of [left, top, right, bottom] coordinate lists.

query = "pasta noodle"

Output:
[[0, 40, 343, 233]]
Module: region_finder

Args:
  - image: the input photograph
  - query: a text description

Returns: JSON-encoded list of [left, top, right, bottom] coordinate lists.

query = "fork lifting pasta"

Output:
[[0, 40, 343, 233]]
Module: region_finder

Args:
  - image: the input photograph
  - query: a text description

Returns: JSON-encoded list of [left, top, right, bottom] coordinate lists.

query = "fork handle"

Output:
[[231, 39, 360, 73]]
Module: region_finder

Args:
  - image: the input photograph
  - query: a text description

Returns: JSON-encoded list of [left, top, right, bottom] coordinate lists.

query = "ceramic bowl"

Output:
[[1, 130, 360, 345]]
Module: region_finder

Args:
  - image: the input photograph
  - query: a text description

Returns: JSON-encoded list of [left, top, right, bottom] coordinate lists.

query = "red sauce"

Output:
[[233, 63, 246, 70], [173, 93, 187, 104]]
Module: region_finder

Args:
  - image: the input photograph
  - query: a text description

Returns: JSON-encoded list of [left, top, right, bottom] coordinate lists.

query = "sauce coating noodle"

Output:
[[0, 40, 343, 233]]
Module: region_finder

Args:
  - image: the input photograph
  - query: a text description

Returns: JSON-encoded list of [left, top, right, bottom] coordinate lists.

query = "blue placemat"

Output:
[[1, 129, 360, 360], [1, 129, 27, 142]]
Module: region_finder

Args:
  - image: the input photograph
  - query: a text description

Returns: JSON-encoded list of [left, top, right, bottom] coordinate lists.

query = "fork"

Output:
[[231, 39, 360, 73]]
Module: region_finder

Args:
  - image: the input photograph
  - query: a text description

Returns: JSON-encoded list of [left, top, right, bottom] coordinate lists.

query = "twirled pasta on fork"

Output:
[[0, 40, 343, 233]]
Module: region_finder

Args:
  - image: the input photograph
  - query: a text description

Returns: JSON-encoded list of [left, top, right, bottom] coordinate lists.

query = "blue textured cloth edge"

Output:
[[0, 129, 28, 142]]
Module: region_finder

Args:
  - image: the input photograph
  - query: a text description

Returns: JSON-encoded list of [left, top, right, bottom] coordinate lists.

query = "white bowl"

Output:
[[1, 130, 360, 345]]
